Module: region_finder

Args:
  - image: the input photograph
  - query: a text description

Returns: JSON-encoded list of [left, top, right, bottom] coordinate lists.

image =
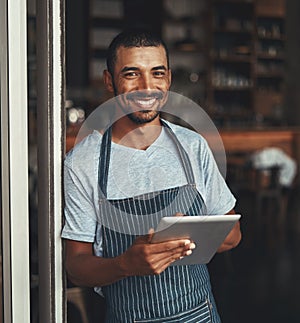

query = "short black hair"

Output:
[[106, 30, 170, 75]]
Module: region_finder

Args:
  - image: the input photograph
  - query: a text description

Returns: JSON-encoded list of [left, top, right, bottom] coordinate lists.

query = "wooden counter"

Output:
[[220, 129, 300, 159]]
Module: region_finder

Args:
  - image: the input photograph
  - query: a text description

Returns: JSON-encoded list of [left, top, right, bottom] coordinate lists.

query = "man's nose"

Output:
[[138, 74, 154, 90]]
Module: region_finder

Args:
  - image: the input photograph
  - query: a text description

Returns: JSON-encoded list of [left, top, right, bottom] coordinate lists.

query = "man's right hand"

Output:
[[118, 231, 196, 276]]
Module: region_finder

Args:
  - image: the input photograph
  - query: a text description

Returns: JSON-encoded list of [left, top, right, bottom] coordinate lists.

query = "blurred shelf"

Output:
[[256, 53, 285, 60], [207, 0, 286, 125], [255, 72, 284, 78], [212, 55, 252, 63], [213, 28, 253, 34], [212, 85, 253, 91]]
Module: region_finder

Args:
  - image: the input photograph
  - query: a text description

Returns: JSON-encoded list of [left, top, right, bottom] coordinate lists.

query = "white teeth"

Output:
[[135, 98, 156, 107]]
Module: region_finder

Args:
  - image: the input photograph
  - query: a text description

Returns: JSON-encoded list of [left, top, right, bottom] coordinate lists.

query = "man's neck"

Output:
[[111, 116, 162, 150]]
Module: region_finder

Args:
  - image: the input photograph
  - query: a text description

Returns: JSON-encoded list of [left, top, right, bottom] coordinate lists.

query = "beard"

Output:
[[127, 110, 160, 124]]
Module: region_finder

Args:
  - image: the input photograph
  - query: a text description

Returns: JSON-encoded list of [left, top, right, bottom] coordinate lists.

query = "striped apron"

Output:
[[98, 121, 221, 323]]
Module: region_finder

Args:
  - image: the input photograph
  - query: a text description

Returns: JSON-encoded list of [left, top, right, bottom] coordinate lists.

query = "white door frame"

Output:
[[0, 0, 30, 322]]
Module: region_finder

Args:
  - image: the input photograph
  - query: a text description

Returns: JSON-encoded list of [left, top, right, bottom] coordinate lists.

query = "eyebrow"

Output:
[[120, 66, 139, 73], [120, 65, 168, 73], [152, 65, 167, 71]]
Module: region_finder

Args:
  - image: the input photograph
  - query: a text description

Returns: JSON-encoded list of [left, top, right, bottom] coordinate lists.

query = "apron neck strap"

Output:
[[160, 120, 195, 185], [98, 125, 112, 197]]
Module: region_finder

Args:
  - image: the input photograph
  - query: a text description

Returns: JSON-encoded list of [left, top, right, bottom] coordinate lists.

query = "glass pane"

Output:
[[64, 1, 300, 323]]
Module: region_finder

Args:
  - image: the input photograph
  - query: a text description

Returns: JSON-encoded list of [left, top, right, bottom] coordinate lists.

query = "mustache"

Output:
[[126, 91, 164, 101]]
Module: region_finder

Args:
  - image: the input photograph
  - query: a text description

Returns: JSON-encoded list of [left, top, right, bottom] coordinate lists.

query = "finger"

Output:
[[147, 228, 155, 243], [141, 241, 197, 275], [157, 241, 196, 260], [150, 246, 195, 273], [150, 240, 196, 262], [174, 212, 185, 217], [150, 238, 191, 253], [148, 251, 183, 271]]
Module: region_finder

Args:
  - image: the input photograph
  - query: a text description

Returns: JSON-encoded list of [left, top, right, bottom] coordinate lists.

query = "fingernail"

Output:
[[184, 240, 191, 245], [190, 243, 196, 250], [179, 256, 184, 260], [186, 250, 192, 256]]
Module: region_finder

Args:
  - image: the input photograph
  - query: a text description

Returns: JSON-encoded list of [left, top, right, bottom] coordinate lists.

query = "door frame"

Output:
[[0, 0, 30, 322], [0, 0, 66, 322], [36, 0, 66, 322]]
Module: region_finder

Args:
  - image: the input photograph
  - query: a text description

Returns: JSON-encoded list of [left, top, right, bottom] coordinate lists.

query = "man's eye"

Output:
[[153, 71, 166, 77], [124, 72, 138, 78]]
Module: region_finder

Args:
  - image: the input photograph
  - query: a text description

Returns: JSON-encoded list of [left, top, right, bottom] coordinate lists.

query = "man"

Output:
[[62, 30, 241, 323]]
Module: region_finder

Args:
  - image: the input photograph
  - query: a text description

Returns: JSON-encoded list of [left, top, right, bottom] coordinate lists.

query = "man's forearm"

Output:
[[217, 221, 241, 253], [66, 253, 127, 287]]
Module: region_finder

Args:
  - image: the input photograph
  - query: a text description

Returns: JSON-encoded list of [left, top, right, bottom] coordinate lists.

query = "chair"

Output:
[[227, 156, 289, 247], [67, 287, 90, 323], [251, 165, 287, 244], [249, 147, 297, 245]]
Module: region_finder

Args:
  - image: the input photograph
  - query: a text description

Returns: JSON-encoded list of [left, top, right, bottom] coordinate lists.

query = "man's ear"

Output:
[[103, 70, 114, 93]]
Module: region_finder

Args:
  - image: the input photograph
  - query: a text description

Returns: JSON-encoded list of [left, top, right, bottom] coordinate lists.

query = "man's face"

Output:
[[104, 45, 171, 124]]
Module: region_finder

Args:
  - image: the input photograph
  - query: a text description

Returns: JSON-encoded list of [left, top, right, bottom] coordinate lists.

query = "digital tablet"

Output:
[[151, 214, 241, 265]]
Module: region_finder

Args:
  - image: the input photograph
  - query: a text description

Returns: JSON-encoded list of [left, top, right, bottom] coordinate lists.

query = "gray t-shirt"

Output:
[[61, 121, 236, 256]]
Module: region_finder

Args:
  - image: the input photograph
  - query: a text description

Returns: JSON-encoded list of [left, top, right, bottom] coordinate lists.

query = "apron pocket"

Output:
[[134, 299, 212, 323]]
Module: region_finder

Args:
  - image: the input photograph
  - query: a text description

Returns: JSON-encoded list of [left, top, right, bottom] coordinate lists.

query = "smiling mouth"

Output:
[[126, 91, 164, 109], [134, 97, 157, 109]]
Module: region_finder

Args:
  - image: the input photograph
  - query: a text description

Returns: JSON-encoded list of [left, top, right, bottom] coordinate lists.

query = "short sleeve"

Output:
[[61, 156, 98, 243], [201, 139, 236, 215]]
